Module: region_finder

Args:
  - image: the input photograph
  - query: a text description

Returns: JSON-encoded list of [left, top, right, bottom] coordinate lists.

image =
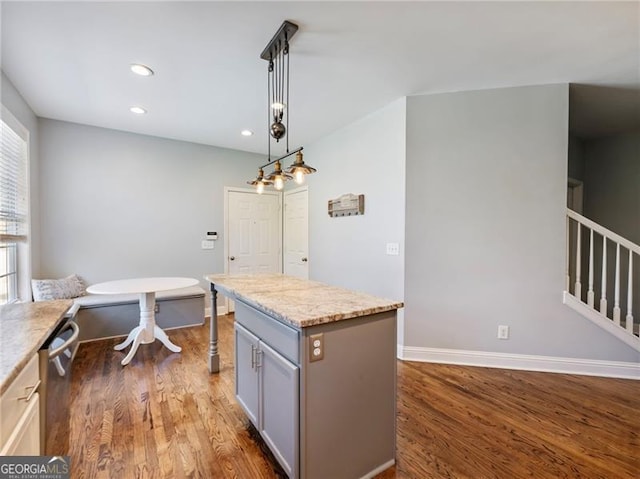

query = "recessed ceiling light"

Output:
[[130, 64, 154, 76], [130, 106, 147, 115], [241, 130, 253, 137]]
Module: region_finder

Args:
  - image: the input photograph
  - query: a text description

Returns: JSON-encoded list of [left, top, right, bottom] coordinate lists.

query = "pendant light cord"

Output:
[[286, 39, 290, 154], [268, 59, 272, 161]]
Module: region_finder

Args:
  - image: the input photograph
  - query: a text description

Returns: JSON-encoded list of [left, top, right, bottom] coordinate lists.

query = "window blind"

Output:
[[0, 118, 28, 243]]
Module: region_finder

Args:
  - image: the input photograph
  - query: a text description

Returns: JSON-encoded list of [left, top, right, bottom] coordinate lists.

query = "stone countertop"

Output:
[[204, 274, 403, 329], [0, 300, 72, 395]]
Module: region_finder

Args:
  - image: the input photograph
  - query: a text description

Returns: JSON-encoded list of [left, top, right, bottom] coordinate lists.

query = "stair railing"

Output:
[[566, 209, 639, 344]]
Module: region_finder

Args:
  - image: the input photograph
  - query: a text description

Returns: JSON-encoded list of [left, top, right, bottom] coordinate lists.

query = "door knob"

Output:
[[230, 256, 235, 261], [302, 257, 308, 262]]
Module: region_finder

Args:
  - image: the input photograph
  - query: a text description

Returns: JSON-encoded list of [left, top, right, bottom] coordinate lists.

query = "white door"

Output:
[[284, 187, 309, 279], [227, 188, 281, 275]]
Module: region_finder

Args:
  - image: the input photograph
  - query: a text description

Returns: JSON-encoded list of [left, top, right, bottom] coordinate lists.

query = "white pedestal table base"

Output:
[[113, 291, 182, 366]]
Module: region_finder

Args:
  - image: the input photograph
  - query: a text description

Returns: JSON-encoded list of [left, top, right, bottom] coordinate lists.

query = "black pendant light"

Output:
[[248, 21, 317, 193]]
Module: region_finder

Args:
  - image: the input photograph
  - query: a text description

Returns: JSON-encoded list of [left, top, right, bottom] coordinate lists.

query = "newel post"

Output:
[[208, 283, 220, 373]]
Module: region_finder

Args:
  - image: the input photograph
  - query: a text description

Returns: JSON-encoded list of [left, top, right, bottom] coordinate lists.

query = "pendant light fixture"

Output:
[[266, 160, 292, 190], [286, 150, 317, 185], [247, 20, 317, 194], [247, 167, 272, 194]]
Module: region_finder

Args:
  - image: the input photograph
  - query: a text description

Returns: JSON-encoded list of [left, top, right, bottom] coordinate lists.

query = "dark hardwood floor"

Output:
[[70, 315, 639, 478]]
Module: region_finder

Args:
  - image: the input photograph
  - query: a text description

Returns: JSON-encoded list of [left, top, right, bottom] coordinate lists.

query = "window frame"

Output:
[[1, 105, 31, 304]]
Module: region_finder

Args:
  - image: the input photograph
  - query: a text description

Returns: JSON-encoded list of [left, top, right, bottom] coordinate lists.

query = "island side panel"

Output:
[[300, 310, 397, 479]]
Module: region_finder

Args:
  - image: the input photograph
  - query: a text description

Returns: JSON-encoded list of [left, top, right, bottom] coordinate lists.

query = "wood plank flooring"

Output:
[[70, 315, 639, 478]]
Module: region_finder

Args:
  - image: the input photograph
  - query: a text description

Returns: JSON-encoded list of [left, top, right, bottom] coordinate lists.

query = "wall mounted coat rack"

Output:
[[328, 194, 365, 217]]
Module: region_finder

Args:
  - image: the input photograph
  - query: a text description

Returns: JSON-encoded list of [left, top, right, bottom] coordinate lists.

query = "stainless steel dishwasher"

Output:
[[38, 305, 80, 455]]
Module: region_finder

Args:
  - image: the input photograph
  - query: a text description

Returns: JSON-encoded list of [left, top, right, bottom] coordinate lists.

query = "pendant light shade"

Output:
[[286, 151, 316, 184], [266, 160, 292, 191], [247, 168, 272, 194]]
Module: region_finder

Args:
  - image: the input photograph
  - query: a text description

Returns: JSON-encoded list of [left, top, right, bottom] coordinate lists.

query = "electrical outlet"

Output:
[[497, 325, 510, 340], [386, 243, 399, 255], [309, 333, 324, 362]]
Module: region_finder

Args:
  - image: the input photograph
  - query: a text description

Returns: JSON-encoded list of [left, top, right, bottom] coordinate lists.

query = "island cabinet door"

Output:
[[234, 323, 260, 426], [258, 340, 299, 479]]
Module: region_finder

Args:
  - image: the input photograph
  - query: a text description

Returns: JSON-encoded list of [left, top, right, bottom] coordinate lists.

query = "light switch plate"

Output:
[[386, 243, 399, 255], [201, 240, 215, 250]]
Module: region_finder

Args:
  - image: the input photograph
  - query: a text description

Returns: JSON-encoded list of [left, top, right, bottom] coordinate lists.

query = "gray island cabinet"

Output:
[[204, 274, 403, 479]]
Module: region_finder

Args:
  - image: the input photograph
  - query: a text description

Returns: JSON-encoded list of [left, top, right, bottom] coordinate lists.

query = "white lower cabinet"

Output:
[[0, 394, 40, 456], [0, 354, 41, 456], [235, 322, 299, 478]]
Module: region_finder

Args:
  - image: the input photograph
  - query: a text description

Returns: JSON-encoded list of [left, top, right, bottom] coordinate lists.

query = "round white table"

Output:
[[86, 277, 199, 366]]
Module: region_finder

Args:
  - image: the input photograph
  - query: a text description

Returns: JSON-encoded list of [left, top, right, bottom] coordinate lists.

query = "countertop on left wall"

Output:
[[0, 300, 72, 394]]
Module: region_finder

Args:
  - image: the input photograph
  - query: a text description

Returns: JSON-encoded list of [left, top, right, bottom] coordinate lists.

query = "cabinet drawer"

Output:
[[0, 354, 40, 449], [235, 300, 299, 364]]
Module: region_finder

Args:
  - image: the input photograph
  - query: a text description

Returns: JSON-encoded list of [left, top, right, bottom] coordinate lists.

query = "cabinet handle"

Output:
[[251, 345, 256, 369], [256, 350, 263, 369], [17, 380, 41, 402]]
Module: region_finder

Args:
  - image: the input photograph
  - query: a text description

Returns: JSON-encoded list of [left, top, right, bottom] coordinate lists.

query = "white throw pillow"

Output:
[[32, 274, 86, 301]]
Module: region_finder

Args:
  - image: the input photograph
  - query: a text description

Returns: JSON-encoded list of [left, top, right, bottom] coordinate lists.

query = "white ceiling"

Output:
[[2, 1, 638, 156]]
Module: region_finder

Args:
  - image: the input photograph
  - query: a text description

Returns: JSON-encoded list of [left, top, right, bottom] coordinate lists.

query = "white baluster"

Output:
[[575, 223, 582, 299], [613, 243, 621, 325], [626, 251, 634, 334], [565, 215, 570, 292], [600, 237, 607, 315], [587, 229, 594, 308]]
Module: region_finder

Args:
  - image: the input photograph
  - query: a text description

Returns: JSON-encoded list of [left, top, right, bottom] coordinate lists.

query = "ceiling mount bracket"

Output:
[[260, 20, 299, 61]]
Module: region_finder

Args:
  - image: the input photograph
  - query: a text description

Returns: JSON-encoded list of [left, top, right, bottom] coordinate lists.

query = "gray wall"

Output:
[[304, 98, 406, 339], [305, 98, 405, 301], [38, 119, 263, 294], [583, 132, 640, 244], [582, 132, 639, 321], [1, 71, 41, 281], [404, 84, 638, 362], [567, 135, 585, 182]]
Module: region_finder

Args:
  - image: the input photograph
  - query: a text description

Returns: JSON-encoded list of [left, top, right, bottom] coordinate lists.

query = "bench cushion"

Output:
[[74, 286, 206, 342], [32, 274, 86, 301], [74, 285, 205, 308]]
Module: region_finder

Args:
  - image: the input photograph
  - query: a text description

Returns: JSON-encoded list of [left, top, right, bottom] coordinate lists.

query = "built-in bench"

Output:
[[74, 286, 205, 342]]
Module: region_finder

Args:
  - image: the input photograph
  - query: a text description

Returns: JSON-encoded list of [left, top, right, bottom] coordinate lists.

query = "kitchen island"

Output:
[[204, 273, 403, 479]]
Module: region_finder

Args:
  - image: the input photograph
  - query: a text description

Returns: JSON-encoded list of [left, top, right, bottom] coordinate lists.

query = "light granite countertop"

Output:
[[204, 273, 403, 328], [0, 300, 72, 395]]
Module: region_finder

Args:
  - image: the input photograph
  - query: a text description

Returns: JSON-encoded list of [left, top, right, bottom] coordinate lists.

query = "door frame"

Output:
[[567, 178, 583, 214], [283, 185, 309, 279]]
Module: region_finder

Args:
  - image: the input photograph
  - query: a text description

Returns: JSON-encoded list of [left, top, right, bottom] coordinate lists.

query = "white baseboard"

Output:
[[360, 459, 395, 479], [204, 305, 228, 319], [399, 346, 639, 380]]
